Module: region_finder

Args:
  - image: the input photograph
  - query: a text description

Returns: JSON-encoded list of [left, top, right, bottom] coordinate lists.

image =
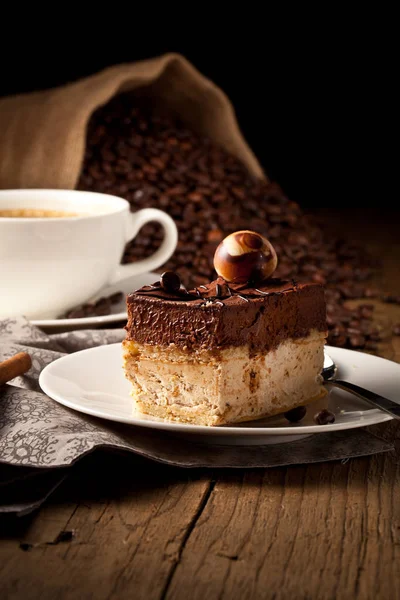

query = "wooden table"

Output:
[[1, 210, 399, 600]]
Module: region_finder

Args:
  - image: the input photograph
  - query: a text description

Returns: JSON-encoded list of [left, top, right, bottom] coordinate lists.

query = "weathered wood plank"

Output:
[[0, 456, 212, 600], [165, 450, 400, 600]]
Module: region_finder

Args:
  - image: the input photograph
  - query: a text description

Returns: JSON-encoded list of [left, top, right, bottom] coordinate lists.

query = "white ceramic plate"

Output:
[[39, 344, 399, 445], [31, 272, 159, 330]]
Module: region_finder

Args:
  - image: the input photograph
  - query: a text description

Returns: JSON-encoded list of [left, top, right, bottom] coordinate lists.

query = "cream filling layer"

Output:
[[122, 330, 327, 426]]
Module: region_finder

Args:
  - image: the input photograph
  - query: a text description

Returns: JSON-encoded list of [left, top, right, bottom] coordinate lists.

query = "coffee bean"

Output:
[[349, 319, 361, 328], [94, 297, 112, 316], [109, 291, 124, 304], [207, 228, 223, 243], [284, 405, 307, 422], [312, 272, 327, 285], [358, 305, 374, 319], [349, 334, 366, 349], [64, 308, 86, 319], [365, 340, 378, 351], [313, 409, 336, 425], [369, 329, 383, 342], [328, 332, 348, 347], [160, 271, 181, 293], [393, 324, 400, 336], [383, 295, 400, 305], [95, 297, 110, 308], [53, 530, 75, 544], [61, 290, 123, 319], [327, 315, 337, 328]]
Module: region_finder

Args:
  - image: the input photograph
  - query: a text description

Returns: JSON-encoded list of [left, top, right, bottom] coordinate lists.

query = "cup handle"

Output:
[[109, 208, 178, 284]]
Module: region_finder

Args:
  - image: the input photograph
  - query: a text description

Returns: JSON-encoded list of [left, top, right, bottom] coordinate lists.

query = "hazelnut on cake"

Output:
[[122, 230, 328, 426]]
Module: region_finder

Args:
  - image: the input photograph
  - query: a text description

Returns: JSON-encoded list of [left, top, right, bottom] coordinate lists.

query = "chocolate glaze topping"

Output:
[[125, 277, 327, 352], [131, 277, 292, 303]]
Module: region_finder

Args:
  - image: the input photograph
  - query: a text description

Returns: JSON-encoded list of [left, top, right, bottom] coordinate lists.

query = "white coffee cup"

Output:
[[0, 189, 178, 319]]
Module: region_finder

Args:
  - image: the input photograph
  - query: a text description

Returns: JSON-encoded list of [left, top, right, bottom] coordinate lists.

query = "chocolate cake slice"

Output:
[[122, 276, 327, 426]]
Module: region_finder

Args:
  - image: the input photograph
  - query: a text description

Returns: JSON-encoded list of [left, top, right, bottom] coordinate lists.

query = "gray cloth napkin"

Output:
[[0, 317, 394, 515]]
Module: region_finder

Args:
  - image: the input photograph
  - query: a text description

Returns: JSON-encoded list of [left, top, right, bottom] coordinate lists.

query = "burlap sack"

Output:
[[0, 53, 265, 190]]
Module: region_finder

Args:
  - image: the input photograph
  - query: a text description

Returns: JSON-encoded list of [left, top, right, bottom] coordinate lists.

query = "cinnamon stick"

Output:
[[0, 352, 32, 385]]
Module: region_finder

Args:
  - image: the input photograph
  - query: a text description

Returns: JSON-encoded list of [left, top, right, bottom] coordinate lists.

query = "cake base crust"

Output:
[[122, 330, 327, 426]]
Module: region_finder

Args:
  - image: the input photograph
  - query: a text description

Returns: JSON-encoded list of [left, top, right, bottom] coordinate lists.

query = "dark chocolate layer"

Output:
[[125, 277, 327, 352]]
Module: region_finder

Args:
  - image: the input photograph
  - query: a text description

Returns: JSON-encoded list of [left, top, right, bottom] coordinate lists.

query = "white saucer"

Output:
[[39, 345, 398, 445], [31, 272, 159, 330]]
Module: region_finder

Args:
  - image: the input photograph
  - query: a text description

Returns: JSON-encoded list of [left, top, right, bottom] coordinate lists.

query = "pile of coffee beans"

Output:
[[61, 292, 123, 319], [77, 93, 396, 350]]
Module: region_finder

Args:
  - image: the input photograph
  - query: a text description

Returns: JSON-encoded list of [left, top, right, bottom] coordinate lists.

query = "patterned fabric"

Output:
[[0, 318, 126, 466]]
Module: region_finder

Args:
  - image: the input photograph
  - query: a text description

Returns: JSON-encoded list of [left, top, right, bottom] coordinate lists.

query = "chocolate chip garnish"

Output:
[[313, 409, 336, 425], [284, 406, 307, 422], [160, 271, 181, 294]]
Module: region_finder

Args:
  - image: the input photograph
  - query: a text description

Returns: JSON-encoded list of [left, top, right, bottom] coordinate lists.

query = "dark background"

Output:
[[0, 31, 392, 214]]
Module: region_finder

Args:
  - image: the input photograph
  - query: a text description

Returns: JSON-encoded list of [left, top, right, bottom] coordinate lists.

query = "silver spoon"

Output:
[[323, 354, 400, 419]]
